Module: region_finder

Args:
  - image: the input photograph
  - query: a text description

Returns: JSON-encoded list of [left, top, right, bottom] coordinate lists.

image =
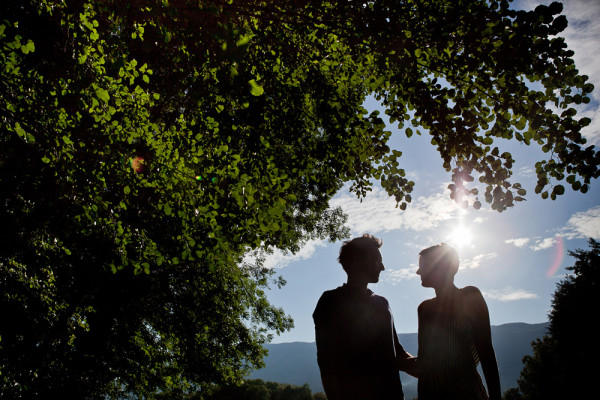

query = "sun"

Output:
[[448, 225, 473, 248]]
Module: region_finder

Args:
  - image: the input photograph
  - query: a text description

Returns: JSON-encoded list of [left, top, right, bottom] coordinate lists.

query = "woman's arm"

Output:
[[467, 287, 502, 400]]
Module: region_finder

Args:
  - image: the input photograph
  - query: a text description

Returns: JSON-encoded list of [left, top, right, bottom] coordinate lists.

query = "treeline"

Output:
[[155, 379, 326, 400], [502, 239, 599, 399]]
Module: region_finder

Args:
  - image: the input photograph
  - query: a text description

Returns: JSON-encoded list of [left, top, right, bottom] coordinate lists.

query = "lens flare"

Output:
[[196, 175, 218, 183], [547, 236, 564, 277], [130, 156, 148, 174]]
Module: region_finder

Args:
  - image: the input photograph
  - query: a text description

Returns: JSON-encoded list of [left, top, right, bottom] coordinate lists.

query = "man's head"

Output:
[[417, 243, 459, 288], [338, 234, 384, 283]]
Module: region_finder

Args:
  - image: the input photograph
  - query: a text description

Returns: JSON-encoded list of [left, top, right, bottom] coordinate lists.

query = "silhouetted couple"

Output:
[[313, 234, 501, 400]]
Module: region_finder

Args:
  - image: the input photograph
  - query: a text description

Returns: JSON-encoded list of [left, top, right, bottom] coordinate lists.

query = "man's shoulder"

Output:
[[314, 286, 345, 314], [369, 292, 390, 308], [318, 286, 345, 300]]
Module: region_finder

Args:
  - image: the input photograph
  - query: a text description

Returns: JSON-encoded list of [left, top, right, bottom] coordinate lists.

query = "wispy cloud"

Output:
[[516, 166, 536, 180], [382, 266, 418, 285], [504, 206, 600, 251], [483, 286, 540, 302], [561, 1, 600, 97], [530, 237, 557, 251], [252, 185, 467, 269], [505, 237, 531, 248], [473, 216, 486, 224], [506, 236, 557, 251], [381, 250, 498, 285], [461, 252, 498, 269], [330, 186, 463, 235], [553, 0, 600, 144], [520, 0, 600, 144], [561, 205, 600, 240], [245, 239, 328, 269]]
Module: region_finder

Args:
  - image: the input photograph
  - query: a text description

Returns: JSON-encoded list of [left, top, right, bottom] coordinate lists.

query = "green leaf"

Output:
[[553, 185, 565, 196], [21, 40, 35, 54], [96, 87, 110, 103], [14, 122, 26, 138], [249, 79, 264, 96]]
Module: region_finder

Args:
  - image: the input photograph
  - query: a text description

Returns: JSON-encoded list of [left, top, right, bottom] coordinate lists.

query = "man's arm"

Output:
[[313, 293, 344, 400], [393, 324, 420, 377]]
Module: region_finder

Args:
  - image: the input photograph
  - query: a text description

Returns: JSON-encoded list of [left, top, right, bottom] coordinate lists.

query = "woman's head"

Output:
[[417, 243, 459, 288]]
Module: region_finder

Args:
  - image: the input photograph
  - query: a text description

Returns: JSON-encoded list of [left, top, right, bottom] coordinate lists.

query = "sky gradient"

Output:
[[263, 0, 600, 343]]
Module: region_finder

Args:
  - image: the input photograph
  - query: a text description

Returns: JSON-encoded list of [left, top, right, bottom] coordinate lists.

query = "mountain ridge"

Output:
[[249, 322, 548, 399]]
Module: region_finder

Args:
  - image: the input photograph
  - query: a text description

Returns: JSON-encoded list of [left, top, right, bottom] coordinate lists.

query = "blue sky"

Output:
[[262, 0, 600, 344]]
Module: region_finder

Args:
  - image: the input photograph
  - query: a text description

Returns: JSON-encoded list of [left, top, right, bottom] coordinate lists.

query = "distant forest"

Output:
[[155, 379, 326, 400]]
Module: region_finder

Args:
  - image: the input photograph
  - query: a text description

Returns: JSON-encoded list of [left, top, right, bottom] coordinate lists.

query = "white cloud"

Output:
[[245, 239, 328, 269], [577, 106, 600, 146], [505, 237, 531, 248], [520, 0, 600, 144], [381, 252, 498, 284], [461, 252, 498, 269], [505, 236, 560, 251], [330, 186, 463, 235], [530, 237, 557, 251], [561, 205, 600, 240], [483, 286, 540, 302], [247, 184, 497, 269], [553, 0, 600, 144], [561, 1, 600, 94], [382, 266, 418, 285], [516, 166, 536, 180]]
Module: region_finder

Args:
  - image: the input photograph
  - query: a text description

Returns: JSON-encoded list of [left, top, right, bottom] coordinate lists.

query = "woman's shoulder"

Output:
[[417, 297, 436, 312], [459, 286, 489, 311], [460, 286, 483, 297]]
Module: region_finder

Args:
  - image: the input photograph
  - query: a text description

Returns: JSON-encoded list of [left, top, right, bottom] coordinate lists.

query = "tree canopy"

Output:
[[1, 0, 599, 398]]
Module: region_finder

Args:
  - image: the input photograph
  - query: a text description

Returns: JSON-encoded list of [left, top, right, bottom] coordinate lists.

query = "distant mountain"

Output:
[[249, 322, 549, 399]]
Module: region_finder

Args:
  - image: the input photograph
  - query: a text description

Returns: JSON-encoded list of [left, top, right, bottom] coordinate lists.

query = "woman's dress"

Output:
[[417, 287, 489, 400]]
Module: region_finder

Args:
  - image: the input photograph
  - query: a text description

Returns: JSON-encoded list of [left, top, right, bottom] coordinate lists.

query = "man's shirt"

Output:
[[313, 284, 408, 400]]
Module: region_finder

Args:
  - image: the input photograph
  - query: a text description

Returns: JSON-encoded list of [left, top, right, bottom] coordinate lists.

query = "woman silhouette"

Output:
[[415, 243, 501, 400]]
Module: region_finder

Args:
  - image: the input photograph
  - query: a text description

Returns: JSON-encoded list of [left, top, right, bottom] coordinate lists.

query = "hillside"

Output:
[[249, 322, 548, 399]]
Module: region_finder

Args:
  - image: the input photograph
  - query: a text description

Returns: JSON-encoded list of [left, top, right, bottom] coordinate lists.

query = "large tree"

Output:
[[504, 239, 600, 399], [1, 0, 598, 398]]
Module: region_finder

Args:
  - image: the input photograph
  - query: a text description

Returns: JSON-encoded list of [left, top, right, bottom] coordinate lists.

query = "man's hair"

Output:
[[419, 243, 459, 276], [338, 234, 383, 273]]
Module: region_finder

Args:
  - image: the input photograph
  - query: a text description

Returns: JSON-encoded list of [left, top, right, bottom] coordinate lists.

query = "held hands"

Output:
[[397, 355, 419, 378]]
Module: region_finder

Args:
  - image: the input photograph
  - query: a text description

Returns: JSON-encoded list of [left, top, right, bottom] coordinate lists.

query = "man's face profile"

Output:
[[365, 249, 385, 283]]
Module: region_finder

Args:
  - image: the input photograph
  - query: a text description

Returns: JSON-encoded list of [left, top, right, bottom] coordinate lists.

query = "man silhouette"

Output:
[[313, 234, 413, 400]]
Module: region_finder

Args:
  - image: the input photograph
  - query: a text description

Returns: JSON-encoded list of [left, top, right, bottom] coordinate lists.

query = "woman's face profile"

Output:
[[416, 253, 445, 288]]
